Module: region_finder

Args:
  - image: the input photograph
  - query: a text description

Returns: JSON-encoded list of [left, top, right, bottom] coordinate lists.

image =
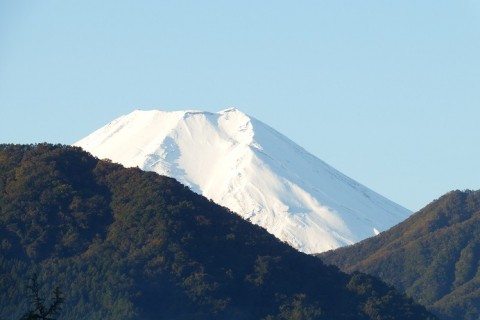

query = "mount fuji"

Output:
[[75, 108, 411, 254]]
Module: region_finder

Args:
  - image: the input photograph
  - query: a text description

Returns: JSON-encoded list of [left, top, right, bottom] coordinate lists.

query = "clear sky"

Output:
[[1, 1, 479, 211]]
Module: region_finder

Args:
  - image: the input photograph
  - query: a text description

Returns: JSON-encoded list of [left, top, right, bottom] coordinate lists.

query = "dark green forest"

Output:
[[0, 144, 436, 319], [321, 189, 480, 320]]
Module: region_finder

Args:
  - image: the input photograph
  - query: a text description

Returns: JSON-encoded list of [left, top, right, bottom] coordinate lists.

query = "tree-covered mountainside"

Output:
[[321, 190, 480, 320], [0, 144, 436, 320]]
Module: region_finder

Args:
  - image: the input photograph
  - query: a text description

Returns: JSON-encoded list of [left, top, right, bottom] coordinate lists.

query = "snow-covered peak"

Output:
[[219, 107, 241, 113], [75, 109, 411, 254]]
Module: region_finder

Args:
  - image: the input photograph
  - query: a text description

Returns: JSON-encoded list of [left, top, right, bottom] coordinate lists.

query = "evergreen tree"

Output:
[[20, 274, 63, 320]]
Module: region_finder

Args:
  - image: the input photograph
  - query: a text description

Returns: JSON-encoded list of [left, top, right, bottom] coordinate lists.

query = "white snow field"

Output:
[[75, 108, 411, 254]]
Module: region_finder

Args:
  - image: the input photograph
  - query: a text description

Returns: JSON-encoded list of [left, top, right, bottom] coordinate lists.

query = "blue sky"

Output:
[[1, 0, 479, 211]]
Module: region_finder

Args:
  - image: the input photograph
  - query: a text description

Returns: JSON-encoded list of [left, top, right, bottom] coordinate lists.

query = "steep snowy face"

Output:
[[75, 108, 411, 253]]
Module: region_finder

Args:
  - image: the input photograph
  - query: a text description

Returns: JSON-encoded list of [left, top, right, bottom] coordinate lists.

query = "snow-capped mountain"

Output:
[[75, 108, 411, 254]]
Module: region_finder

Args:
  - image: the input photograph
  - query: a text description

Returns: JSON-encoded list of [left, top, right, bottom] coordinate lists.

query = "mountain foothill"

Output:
[[321, 189, 480, 320], [0, 144, 436, 319]]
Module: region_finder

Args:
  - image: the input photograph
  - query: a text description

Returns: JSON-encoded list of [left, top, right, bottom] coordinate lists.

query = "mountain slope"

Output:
[[0, 144, 436, 319], [75, 108, 411, 253], [321, 190, 480, 320]]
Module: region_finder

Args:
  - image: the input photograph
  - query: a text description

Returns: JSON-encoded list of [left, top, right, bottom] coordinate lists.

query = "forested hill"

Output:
[[0, 144, 435, 320], [321, 190, 480, 320]]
